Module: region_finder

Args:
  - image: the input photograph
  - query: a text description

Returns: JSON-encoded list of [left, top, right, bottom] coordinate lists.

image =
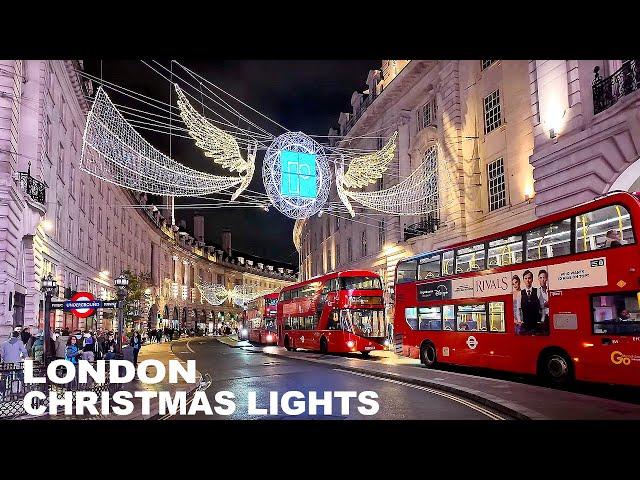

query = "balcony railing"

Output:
[[18, 166, 46, 204], [593, 60, 640, 115], [342, 92, 377, 136], [404, 215, 440, 241]]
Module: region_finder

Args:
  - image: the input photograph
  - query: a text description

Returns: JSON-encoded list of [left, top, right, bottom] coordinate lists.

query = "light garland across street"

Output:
[[196, 282, 275, 308]]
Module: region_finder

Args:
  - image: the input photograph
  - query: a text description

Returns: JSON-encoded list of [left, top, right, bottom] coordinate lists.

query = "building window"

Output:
[[417, 98, 437, 131], [335, 216, 340, 231], [69, 164, 75, 198], [45, 116, 52, 163], [483, 89, 502, 134], [481, 60, 496, 70], [98, 207, 102, 232], [88, 235, 93, 265], [79, 228, 84, 259], [487, 157, 506, 211], [347, 237, 353, 263], [424, 145, 439, 215], [57, 143, 65, 180], [67, 216, 74, 252], [378, 220, 385, 249], [56, 202, 62, 242], [336, 243, 341, 266], [79, 181, 85, 211], [89, 196, 94, 223], [361, 231, 367, 257]]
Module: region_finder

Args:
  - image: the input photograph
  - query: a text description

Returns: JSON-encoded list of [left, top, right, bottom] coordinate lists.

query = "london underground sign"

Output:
[[65, 292, 100, 318]]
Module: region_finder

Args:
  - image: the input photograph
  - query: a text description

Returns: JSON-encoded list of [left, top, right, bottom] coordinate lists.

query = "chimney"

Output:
[[222, 229, 231, 255], [193, 212, 204, 242]]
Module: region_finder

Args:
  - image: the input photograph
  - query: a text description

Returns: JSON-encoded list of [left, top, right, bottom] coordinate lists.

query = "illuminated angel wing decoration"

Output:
[[293, 218, 307, 252], [81, 87, 243, 196], [175, 84, 256, 201], [336, 144, 439, 216], [341, 131, 398, 189]]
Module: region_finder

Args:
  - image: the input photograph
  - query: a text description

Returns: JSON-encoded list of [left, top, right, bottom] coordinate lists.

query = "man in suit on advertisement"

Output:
[[520, 270, 541, 334]]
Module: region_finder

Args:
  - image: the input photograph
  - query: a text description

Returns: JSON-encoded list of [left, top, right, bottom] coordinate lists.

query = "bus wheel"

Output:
[[539, 350, 573, 386], [284, 336, 295, 352], [320, 337, 328, 354], [420, 342, 437, 368], [360, 351, 371, 357]]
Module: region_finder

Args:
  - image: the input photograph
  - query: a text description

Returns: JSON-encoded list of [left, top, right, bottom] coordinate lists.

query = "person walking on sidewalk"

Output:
[[155, 328, 162, 344], [130, 332, 142, 367], [65, 336, 82, 365], [81, 331, 96, 362], [1, 331, 29, 364], [102, 332, 117, 360], [55, 329, 70, 359]]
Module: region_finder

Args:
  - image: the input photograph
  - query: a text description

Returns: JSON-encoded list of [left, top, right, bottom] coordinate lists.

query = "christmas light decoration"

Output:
[[341, 132, 397, 189], [262, 132, 331, 219], [293, 218, 306, 251], [336, 144, 439, 216], [174, 84, 257, 201], [196, 282, 274, 307], [80, 87, 244, 197]]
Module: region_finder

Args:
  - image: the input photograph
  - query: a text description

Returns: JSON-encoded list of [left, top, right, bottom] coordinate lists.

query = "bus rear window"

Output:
[[396, 260, 417, 283], [341, 276, 382, 290]]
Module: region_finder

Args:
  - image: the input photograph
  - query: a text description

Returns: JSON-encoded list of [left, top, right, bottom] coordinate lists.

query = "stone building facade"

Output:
[[0, 60, 295, 338]]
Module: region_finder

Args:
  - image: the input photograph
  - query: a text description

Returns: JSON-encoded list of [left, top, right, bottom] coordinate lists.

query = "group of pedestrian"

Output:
[[146, 327, 175, 343]]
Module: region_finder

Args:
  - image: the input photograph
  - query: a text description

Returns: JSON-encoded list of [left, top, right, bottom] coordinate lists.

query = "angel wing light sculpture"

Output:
[[175, 84, 256, 201], [80, 87, 245, 197], [335, 132, 439, 217]]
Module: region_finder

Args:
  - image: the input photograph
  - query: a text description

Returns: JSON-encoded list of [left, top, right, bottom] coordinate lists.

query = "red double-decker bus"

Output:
[[246, 293, 279, 345], [277, 270, 387, 355], [394, 192, 640, 387]]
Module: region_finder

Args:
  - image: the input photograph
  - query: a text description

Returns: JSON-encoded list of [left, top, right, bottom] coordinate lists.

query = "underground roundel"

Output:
[[262, 132, 330, 219]]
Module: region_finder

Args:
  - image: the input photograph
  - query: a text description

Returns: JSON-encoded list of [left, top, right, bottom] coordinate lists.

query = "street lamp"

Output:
[[114, 273, 130, 354], [40, 273, 58, 363]]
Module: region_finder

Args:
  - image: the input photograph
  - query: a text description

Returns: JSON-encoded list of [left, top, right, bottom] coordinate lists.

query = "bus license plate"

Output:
[[365, 346, 375, 350]]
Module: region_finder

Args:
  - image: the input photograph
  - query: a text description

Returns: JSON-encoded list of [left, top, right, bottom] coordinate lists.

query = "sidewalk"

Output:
[[218, 337, 640, 420], [116, 339, 201, 420]]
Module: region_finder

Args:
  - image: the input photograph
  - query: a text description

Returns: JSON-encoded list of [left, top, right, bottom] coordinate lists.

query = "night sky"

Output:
[[83, 60, 379, 266]]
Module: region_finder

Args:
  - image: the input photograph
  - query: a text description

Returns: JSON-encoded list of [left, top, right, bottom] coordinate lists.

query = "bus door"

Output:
[[583, 291, 640, 384], [451, 304, 491, 368]]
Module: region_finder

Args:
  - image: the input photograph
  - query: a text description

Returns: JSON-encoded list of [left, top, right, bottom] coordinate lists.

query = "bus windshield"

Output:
[[341, 276, 382, 290], [341, 309, 385, 337], [266, 298, 277, 307]]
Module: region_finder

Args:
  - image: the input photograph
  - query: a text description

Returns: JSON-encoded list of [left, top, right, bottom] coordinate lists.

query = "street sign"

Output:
[[67, 291, 97, 318], [50, 297, 119, 311]]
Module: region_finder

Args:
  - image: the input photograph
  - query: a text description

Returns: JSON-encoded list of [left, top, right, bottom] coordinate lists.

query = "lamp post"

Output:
[[114, 273, 130, 354], [40, 273, 58, 363]]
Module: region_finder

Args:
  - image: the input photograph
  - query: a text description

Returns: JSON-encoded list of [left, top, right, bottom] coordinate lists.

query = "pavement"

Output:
[[218, 335, 640, 420]]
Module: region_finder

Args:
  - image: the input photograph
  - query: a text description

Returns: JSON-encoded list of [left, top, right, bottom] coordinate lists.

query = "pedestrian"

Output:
[[1, 330, 29, 364], [81, 331, 96, 362], [55, 329, 70, 359], [20, 327, 31, 347], [65, 336, 82, 365], [155, 328, 162, 344], [102, 332, 117, 360], [130, 332, 142, 366]]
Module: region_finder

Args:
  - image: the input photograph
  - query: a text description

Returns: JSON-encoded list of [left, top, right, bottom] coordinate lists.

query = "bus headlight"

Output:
[[383, 339, 390, 347], [241, 329, 248, 337], [266, 334, 273, 342], [346, 340, 355, 348]]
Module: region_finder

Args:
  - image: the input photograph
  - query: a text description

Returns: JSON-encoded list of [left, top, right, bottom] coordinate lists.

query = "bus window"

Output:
[[405, 307, 418, 330], [592, 292, 640, 335], [457, 304, 487, 331], [526, 218, 572, 261], [397, 260, 417, 283], [443, 305, 455, 330], [575, 204, 635, 252], [455, 243, 486, 273], [419, 306, 442, 330], [489, 302, 505, 332], [487, 235, 523, 267], [441, 250, 454, 276], [341, 276, 382, 290], [328, 310, 340, 330], [418, 253, 441, 280]]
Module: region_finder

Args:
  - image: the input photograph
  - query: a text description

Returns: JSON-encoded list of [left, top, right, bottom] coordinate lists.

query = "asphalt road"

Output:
[[165, 338, 510, 420]]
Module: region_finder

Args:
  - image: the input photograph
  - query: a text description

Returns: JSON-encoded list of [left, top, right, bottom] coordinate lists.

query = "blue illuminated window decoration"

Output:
[[280, 150, 317, 199]]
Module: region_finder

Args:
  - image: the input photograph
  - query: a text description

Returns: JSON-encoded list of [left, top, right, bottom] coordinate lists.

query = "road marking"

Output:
[[186, 340, 195, 353], [333, 369, 505, 420]]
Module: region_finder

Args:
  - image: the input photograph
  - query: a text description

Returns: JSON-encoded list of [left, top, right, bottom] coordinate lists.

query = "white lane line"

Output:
[[334, 369, 505, 420], [186, 340, 195, 353]]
